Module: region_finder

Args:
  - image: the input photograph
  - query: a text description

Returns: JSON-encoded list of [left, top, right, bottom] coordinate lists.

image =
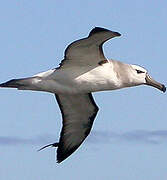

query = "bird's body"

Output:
[[24, 60, 127, 93], [0, 27, 166, 163], [9, 60, 142, 94]]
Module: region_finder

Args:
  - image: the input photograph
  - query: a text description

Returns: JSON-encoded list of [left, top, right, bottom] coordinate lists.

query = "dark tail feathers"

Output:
[[0, 77, 36, 89]]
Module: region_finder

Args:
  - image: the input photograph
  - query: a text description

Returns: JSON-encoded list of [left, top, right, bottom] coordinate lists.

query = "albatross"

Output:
[[0, 27, 166, 163]]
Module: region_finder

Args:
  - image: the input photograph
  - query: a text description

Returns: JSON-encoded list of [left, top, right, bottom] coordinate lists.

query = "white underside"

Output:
[[26, 61, 128, 94]]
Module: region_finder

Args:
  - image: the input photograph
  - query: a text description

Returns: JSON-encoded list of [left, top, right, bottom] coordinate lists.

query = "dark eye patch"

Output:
[[136, 70, 145, 74]]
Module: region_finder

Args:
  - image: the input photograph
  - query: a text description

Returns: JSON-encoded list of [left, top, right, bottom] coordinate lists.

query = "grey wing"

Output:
[[59, 27, 121, 68], [55, 93, 99, 163]]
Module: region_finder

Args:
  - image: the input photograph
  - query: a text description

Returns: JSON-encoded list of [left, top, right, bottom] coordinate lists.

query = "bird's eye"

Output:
[[136, 70, 144, 74]]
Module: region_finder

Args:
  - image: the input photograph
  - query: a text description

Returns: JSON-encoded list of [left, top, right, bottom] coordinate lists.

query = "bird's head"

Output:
[[130, 64, 166, 93]]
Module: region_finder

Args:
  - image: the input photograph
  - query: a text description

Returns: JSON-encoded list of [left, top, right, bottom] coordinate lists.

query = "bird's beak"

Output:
[[145, 74, 166, 93]]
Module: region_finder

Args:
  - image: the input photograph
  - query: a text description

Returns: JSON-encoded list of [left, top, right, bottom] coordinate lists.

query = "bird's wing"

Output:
[[59, 27, 121, 68], [55, 93, 99, 163]]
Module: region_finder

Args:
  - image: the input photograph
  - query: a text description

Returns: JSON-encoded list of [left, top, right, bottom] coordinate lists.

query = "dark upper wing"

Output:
[[59, 27, 121, 68], [55, 93, 99, 163]]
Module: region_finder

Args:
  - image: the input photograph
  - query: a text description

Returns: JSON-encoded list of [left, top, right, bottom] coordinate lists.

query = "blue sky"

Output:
[[0, 1, 167, 180]]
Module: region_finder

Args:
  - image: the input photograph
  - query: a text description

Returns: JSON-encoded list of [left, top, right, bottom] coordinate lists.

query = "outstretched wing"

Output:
[[59, 27, 121, 68], [55, 93, 99, 163]]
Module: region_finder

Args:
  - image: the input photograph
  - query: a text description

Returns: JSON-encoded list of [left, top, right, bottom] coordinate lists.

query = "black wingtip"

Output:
[[89, 27, 121, 37], [56, 156, 66, 164], [56, 159, 62, 163], [38, 142, 59, 151], [162, 85, 166, 93]]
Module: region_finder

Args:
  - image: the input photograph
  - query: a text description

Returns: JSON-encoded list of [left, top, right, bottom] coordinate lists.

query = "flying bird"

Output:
[[0, 27, 166, 163]]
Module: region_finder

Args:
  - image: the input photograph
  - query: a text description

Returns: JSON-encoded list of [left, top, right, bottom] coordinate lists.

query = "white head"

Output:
[[129, 64, 166, 92]]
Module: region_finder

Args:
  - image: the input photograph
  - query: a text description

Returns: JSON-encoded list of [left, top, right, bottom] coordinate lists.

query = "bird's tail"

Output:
[[0, 77, 38, 90]]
